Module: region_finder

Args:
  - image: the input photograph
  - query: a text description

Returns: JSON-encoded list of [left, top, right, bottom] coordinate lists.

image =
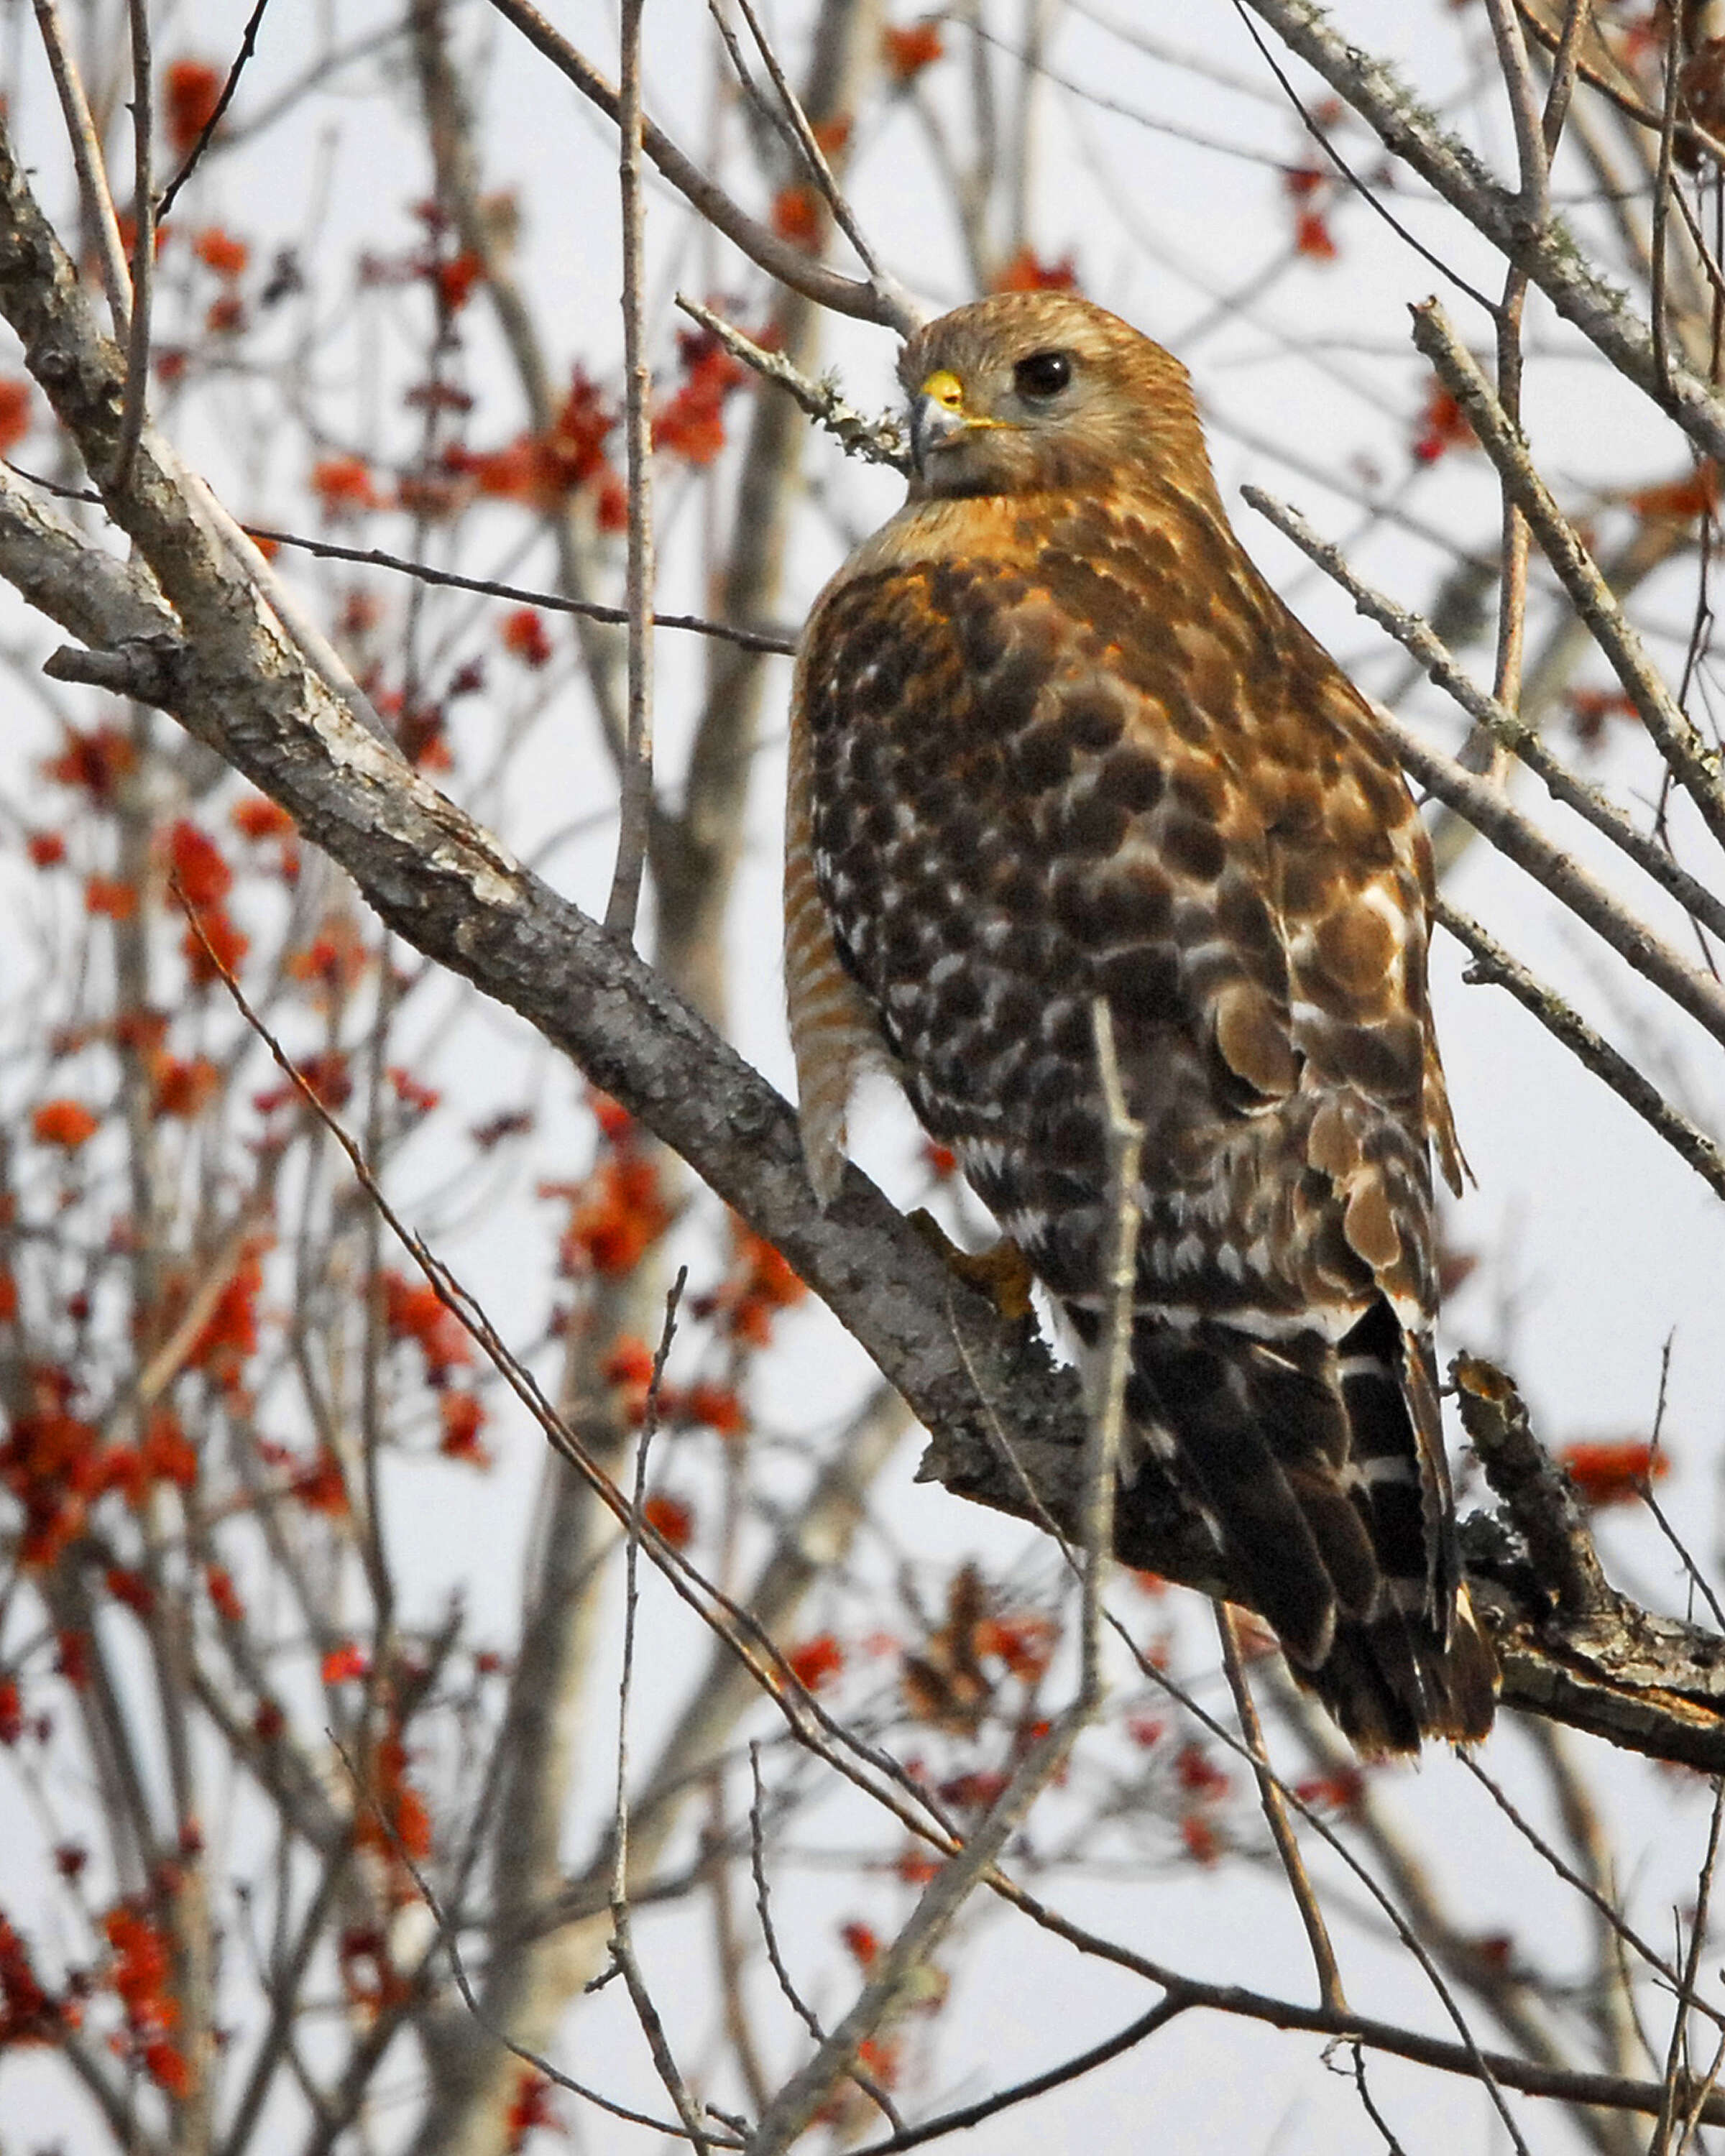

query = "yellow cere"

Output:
[[919, 369, 965, 410]]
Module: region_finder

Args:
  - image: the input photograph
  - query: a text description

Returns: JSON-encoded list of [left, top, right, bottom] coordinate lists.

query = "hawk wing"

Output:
[[788, 490, 1493, 1754]]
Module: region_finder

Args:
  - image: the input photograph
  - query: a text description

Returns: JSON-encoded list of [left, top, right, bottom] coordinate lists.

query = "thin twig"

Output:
[[32, 0, 132, 334], [1537, 0, 1588, 156], [329, 1733, 738, 2145], [674, 294, 910, 469], [1084, 999, 1140, 1696], [1653, 1779, 1725, 2156], [844, 1996, 1190, 2155], [604, 0, 655, 944], [1678, 2029, 1725, 2155], [156, 0, 271, 218], [1460, 1755, 1725, 2030], [1652, 9, 1684, 402], [482, 0, 917, 331], [1346, 2042, 1412, 2156], [742, 1014, 1141, 2154], [237, 522, 796, 653], [748, 1743, 902, 2132], [607, 1271, 711, 2154], [1228, 0, 1499, 315], [1240, 484, 1725, 946], [1216, 1606, 1348, 2015], [1408, 298, 1725, 854], [1435, 898, 1725, 1203], [731, 0, 881, 282], [748, 1744, 826, 2046], [1481, 0, 1546, 732], [113, 0, 154, 489]]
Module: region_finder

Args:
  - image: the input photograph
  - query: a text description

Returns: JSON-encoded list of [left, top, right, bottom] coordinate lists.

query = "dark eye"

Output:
[[1013, 349, 1072, 400]]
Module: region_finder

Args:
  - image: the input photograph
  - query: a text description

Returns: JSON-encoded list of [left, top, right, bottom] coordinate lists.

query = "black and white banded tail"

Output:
[[1115, 1297, 1497, 1756]]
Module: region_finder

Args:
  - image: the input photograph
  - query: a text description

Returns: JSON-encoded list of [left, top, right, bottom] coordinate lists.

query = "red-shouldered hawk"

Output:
[[785, 290, 1497, 1755]]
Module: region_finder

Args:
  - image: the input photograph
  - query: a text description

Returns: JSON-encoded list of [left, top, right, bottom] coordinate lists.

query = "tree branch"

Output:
[[3, 107, 1725, 1784]]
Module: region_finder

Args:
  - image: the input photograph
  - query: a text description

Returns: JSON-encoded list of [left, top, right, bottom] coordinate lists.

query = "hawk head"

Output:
[[898, 291, 1214, 503]]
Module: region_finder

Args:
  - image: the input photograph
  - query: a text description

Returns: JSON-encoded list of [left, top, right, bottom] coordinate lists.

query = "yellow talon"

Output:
[[908, 1210, 1036, 1324]]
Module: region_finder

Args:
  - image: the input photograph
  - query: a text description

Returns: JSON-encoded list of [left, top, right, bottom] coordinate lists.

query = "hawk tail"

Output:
[[1121, 1302, 1498, 1756], [1300, 1304, 1497, 1754], [1301, 1588, 1498, 1759]]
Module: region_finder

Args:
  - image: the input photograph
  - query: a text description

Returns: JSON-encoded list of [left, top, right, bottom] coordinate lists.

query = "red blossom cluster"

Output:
[[0, 1915, 77, 2047], [883, 22, 944, 81], [1283, 163, 1339, 262], [285, 913, 369, 1002], [446, 366, 627, 528], [45, 720, 134, 803], [180, 1245, 265, 1393], [1293, 1767, 1366, 1815], [390, 1066, 441, 1115], [359, 201, 487, 328], [900, 1564, 1057, 1739], [0, 377, 30, 456], [190, 225, 249, 334], [205, 1565, 244, 1623], [1627, 462, 1719, 523], [505, 2066, 561, 2150], [32, 1100, 98, 1151], [1411, 379, 1476, 464], [991, 247, 1079, 293], [599, 1334, 744, 1439], [438, 1390, 489, 1467], [338, 1922, 410, 2019], [1565, 686, 1639, 750], [170, 819, 249, 985], [840, 1918, 878, 1969], [289, 1447, 348, 1515], [230, 792, 302, 883], [192, 227, 248, 278], [1174, 1740, 1231, 1866], [104, 1902, 189, 2096], [86, 872, 137, 921], [786, 1632, 845, 1693], [344, 1714, 434, 1967], [163, 57, 223, 157], [653, 328, 749, 466], [0, 1368, 193, 1567], [500, 607, 553, 668], [382, 1271, 473, 1383], [641, 1490, 694, 1548], [1558, 1439, 1670, 1508], [691, 1217, 808, 1347], [380, 1272, 488, 1465], [771, 185, 822, 249], [312, 457, 386, 518], [544, 1105, 674, 1281]]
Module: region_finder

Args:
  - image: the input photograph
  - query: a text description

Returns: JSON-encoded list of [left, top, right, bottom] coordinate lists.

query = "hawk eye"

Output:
[[1013, 349, 1072, 400]]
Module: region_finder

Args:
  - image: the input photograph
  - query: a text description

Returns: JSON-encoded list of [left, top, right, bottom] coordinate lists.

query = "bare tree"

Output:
[[2, 4, 1725, 2152]]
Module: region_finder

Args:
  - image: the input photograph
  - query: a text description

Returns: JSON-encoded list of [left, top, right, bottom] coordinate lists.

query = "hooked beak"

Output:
[[909, 368, 970, 476]]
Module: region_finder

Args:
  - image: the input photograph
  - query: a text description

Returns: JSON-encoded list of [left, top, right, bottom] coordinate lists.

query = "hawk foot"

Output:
[[908, 1210, 1036, 1324]]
